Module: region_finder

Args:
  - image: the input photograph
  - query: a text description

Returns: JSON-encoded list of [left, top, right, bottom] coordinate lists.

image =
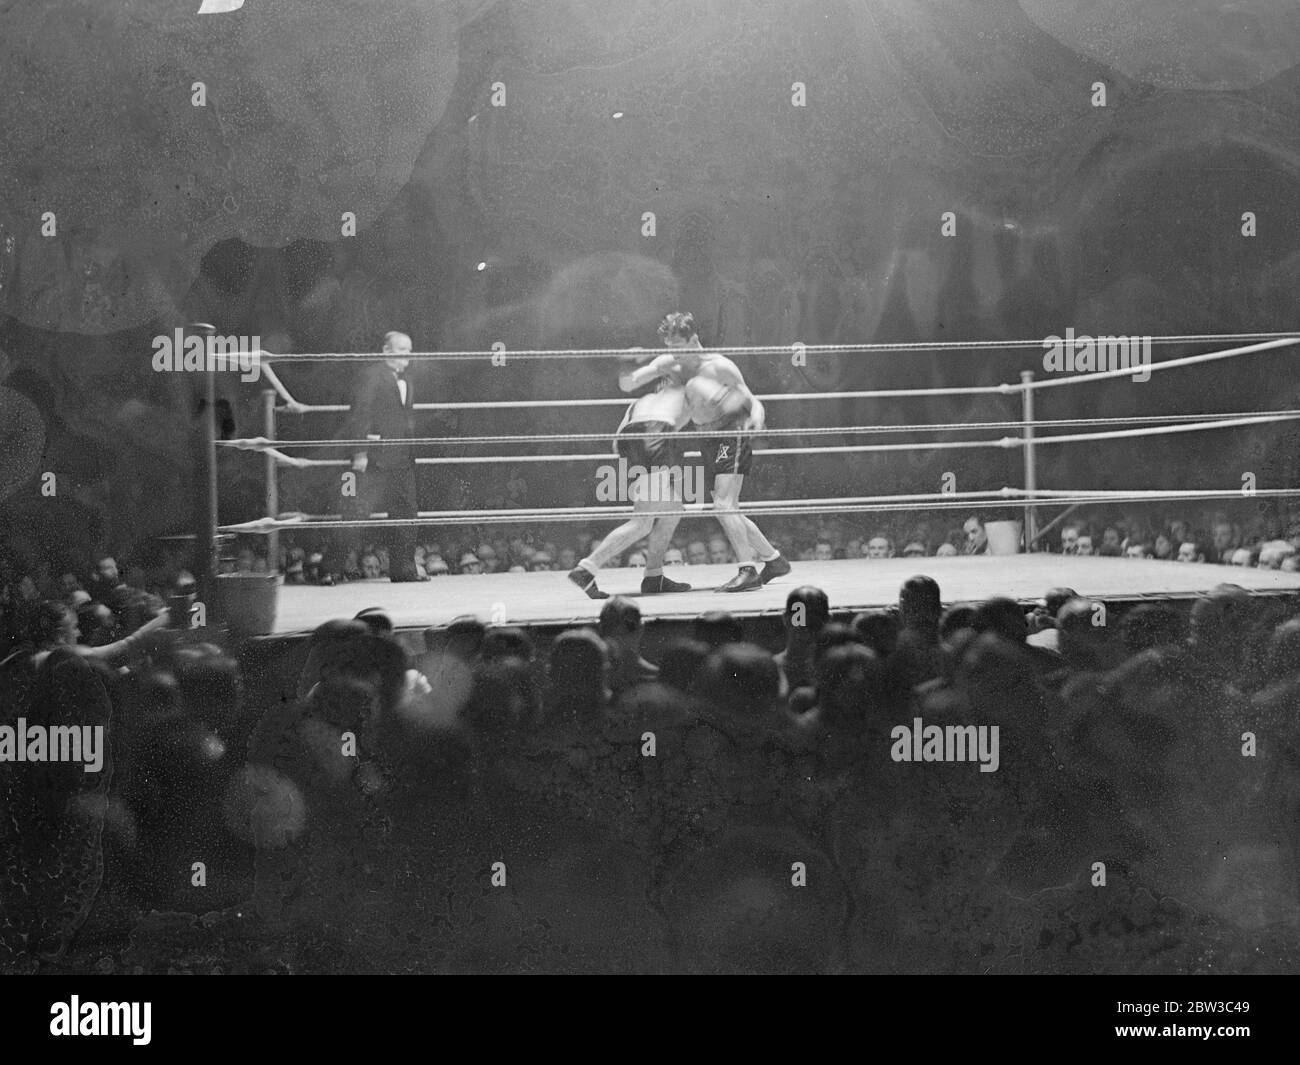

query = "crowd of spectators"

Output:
[[0, 556, 249, 965], [3, 504, 1296, 642], [0, 553, 186, 660], [252, 504, 1300, 581], [5, 524, 1300, 968]]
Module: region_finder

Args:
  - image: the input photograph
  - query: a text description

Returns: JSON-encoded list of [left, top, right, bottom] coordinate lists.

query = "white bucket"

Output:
[[985, 520, 1022, 556]]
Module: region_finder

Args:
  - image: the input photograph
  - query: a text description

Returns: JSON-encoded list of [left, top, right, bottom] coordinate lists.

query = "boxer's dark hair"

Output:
[[658, 311, 697, 342]]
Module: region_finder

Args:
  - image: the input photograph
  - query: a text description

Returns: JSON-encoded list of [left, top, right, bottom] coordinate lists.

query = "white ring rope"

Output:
[[277, 384, 1012, 415], [277, 487, 1024, 523], [1023, 336, 1300, 389], [221, 487, 1300, 534], [1000, 413, 1300, 447], [1006, 487, 1289, 500], [259, 486, 1300, 522], [256, 332, 1300, 363], [262, 335, 1300, 414], [218, 410, 1300, 467], [220, 333, 1300, 536]]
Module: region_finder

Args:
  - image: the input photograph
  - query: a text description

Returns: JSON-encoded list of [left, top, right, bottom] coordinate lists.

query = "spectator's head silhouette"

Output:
[[697, 643, 781, 719], [693, 610, 744, 649], [972, 597, 1028, 644], [899, 575, 941, 635], [784, 586, 830, 639]]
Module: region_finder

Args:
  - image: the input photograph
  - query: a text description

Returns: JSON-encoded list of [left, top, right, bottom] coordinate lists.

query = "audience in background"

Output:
[[8, 501, 1285, 624], [8, 511, 1300, 973]]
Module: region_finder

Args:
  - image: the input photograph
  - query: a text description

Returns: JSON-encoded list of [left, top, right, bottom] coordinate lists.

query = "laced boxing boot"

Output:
[[759, 554, 791, 585], [715, 565, 761, 593], [640, 573, 692, 594], [568, 567, 610, 600]]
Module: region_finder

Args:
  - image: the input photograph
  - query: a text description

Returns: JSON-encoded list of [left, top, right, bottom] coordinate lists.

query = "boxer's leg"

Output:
[[583, 507, 656, 569], [741, 513, 779, 562], [641, 464, 691, 593], [643, 464, 683, 574], [569, 470, 656, 598], [711, 472, 758, 565]]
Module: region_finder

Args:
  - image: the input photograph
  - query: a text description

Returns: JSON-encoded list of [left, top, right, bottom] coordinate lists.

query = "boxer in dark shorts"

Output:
[[617, 420, 682, 472], [656, 312, 791, 592], [568, 371, 694, 599], [700, 421, 754, 481]]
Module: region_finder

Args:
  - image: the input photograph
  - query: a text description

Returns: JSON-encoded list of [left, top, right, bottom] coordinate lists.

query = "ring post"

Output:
[[1020, 370, 1037, 551], [192, 323, 220, 619], [262, 388, 280, 571]]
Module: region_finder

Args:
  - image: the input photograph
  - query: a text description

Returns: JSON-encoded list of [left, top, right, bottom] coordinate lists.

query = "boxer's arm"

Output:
[[704, 358, 764, 430], [619, 354, 679, 393]]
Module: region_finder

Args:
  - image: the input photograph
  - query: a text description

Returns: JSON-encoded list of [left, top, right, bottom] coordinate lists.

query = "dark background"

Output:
[[3, 0, 1300, 566]]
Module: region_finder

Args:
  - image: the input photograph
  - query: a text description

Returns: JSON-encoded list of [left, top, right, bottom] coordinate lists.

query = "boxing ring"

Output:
[[215, 333, 1300, 635], [258, 556, 1297, 634]]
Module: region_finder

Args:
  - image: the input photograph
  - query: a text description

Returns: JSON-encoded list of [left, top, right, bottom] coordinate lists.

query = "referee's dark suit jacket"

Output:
[[336, 363, 420, 579], [347, 363, 415, 469]]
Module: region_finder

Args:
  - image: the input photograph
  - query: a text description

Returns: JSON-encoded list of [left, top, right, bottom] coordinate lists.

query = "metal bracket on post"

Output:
[[1020, 370, 1037, 552]]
